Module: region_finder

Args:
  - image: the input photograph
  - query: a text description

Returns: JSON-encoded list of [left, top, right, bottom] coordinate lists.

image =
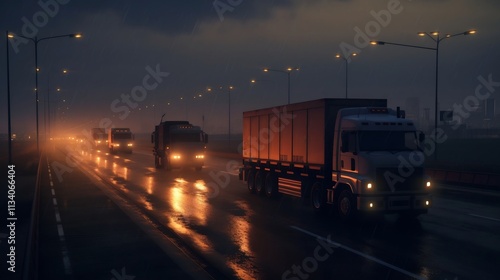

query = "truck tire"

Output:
[[311, 182, 327, 215], [255, 171, 266, 195], [247, 169, 256, 193], [337, 189, 357, 221], [265, 173, 278, 198]]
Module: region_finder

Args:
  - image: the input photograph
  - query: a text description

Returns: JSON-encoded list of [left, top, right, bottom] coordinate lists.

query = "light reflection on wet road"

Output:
[[64, 143, 500, 279]]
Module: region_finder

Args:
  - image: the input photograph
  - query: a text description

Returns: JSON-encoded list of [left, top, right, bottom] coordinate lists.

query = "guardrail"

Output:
[[23, 153, 43, 280], [426, 168, 500, 188], [208, 151, 500, 189]]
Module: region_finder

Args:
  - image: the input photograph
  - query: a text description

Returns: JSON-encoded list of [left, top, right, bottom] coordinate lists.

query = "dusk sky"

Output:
[[1, 0, 499, 135]]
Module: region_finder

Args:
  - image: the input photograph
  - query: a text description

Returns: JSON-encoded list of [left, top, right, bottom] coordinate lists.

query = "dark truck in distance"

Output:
[[108, 128, 134, 154], [239, 98, 431, 221], [91, 128, 107, 150], [152, 121, 208, 170]]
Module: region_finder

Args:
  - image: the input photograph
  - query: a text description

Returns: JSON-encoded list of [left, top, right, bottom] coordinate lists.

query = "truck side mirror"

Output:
[[419, 132, 425, 142]]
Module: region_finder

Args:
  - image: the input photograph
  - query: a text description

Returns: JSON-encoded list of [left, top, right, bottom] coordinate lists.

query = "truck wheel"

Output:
[[247, 169, 256, 193], [311, 182, 327, 215], [255, 171, 266, 195], [337, 189, 357, 221], [265, 173, 278, 198]]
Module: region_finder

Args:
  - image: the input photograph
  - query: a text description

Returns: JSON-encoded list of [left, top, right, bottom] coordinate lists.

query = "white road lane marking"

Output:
[[290, 226, 425, 280], [469, 213, 500, 222], [47, 156, 73, 275]]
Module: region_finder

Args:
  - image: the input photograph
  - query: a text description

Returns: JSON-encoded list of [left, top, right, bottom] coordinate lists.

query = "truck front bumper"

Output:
[[357, 193, 431, 213]]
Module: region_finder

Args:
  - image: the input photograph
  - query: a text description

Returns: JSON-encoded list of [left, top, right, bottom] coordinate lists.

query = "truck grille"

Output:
[[376, 167, 424, 192]]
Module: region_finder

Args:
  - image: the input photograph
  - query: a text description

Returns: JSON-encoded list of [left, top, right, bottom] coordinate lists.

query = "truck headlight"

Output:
[[195, 155, 204, 159], [426, 181, 431, 188], [172, 155, 181, 159], [127, 143, 133, 147], [114, 143, 120, 147]]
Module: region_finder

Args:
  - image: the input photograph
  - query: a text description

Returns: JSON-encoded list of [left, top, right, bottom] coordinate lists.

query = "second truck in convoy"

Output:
[[108, 128, 134, 154], [239, 98, 432, 220], [152, 121, 208, 170]]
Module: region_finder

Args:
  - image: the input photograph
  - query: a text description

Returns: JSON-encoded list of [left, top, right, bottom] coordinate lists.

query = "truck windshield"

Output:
[[171, 133, 202, 142], [114, 133, 132, 140], [358, 131, 418, 151]]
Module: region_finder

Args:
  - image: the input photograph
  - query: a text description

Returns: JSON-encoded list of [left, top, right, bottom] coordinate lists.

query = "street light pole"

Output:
[[8, 33, 82, 153], [220, 86, 234, 144], [370, 30, 475, 160], [6, 31, 12, 164], [263, 67, 299, 104], [335, 53, 357, 98]]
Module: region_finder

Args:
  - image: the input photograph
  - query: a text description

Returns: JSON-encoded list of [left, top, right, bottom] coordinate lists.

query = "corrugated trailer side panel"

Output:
[[243, 117, 251, 158], [269, 113, 280, 160], [306, 106, 325, 165], [259, 115, 269, 159], [280, 111, 293, 162], [292, 109, 307, 163], [250, 116, 259, 158]]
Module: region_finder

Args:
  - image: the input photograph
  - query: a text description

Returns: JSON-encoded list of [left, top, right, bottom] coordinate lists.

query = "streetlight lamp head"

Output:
[[71, 33, 82, 38], [466, 30, 476, 35], [287, 67, 293, 71], [7, 33, 14, 38], [263, 68, 269, 72], [352, 53, 358, 57], [431, 31, 439, 36], [417, 32, 426, 37], [335, 53, 341, 58], [251, 79, 256, 83], [370, 41, 384, 45]]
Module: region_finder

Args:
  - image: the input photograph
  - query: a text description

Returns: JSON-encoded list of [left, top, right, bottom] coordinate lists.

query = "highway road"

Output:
[[36, 139, 500, 279]]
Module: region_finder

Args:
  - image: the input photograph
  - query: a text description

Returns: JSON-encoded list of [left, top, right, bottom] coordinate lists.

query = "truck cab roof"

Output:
[[340, 107, 416, 131]]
